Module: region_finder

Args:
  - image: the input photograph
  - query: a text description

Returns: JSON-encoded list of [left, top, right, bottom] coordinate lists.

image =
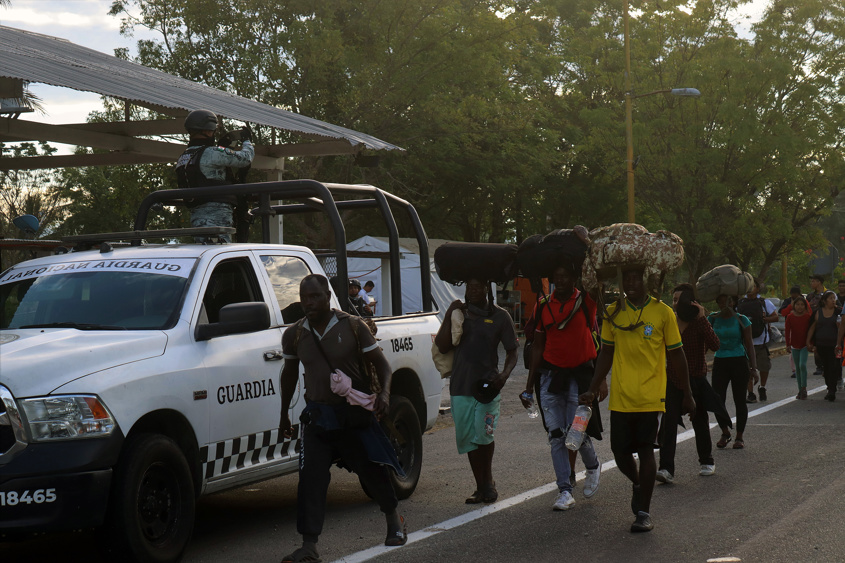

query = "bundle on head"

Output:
[[517, 228, 589, 293], [581, 223, 684, 298], [695, 264, 754, 302]]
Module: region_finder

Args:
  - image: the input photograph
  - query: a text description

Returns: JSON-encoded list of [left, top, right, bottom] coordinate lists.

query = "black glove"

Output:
[[240, 127, 252, 143]]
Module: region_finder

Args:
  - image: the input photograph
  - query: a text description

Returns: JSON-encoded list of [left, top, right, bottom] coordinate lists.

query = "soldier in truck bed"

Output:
[[175, 109, 254, 243]]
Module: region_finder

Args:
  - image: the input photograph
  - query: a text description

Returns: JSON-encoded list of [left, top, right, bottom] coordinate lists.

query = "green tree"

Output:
[[110, 0, 567, 244], [549, 0, 845, 282]]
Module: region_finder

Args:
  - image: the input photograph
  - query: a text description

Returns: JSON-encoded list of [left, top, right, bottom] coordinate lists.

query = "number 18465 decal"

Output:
[[390, 337, 414, 353], [0, 489, 56, 506]]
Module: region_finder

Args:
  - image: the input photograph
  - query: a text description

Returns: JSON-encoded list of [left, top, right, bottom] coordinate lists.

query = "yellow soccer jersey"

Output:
[[600, 296, 683, 412]]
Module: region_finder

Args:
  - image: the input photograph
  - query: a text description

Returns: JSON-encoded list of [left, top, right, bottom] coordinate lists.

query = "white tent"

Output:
[[346, 236, 462, 320]]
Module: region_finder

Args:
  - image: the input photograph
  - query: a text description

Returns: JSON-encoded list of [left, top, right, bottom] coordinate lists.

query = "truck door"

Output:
[[253, 252, 315, 429], [196, 254, 290, 484]]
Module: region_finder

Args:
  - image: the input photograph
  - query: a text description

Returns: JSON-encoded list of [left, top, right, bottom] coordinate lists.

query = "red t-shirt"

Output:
[[785, 312, 812, 349], [535, 290, 598, 369]]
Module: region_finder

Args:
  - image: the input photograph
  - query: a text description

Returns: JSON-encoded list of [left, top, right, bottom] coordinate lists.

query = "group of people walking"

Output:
[[274, 262, 842, 560], [436, 263, 845, 539]]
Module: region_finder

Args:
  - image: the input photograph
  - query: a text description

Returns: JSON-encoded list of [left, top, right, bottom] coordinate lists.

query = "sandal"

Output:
[[716, 434, 732, 449], [281, 545, 322, 563], [385, 515, 408, 547], [733, 439, 745, 449]]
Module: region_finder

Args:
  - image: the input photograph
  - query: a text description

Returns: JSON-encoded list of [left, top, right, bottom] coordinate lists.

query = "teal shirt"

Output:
[[708, 313, 751, 358]]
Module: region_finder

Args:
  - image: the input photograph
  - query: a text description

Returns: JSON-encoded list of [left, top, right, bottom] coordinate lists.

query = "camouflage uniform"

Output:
[[176, 140, 255, 243]]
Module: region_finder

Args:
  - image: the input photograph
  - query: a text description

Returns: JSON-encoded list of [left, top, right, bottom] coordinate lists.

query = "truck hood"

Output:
[[0, 330, 167, 397]]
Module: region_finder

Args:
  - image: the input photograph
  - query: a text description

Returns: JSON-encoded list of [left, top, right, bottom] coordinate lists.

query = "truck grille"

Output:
[[0, 385, 27, 462]]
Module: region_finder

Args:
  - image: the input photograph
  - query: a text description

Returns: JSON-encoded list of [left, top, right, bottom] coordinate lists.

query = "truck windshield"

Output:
[[0, 260, 193, 330]]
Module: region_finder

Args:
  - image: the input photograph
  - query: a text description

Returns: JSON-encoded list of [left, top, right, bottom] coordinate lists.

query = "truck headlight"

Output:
[[19, 395, 116, 441]]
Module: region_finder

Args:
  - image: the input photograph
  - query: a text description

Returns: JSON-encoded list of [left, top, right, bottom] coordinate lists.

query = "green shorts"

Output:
[[450, 394, 500, 454]]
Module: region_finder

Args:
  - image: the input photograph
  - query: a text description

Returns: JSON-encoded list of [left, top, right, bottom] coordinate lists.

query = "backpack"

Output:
[[736, 297, 767, 339]]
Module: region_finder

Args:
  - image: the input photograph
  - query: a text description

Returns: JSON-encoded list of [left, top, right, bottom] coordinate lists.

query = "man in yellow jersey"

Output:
[[580, 267, 695, 533]]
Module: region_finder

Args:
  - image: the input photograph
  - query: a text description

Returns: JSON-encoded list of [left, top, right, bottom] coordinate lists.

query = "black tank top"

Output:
[[814, 309, 839, 347]]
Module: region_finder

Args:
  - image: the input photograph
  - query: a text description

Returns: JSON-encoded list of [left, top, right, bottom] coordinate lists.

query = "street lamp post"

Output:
[[623, 2, 700, 223]]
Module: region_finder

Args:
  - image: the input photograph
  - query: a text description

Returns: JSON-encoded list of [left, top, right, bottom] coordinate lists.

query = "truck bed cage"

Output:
[[133, 180, 432, 315]]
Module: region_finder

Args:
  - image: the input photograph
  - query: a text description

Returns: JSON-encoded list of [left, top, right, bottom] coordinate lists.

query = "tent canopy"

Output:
[[347, 236, 461, 320]]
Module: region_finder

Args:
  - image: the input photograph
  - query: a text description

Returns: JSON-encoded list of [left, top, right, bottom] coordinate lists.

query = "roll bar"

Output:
[[133, 180, 432, 315]]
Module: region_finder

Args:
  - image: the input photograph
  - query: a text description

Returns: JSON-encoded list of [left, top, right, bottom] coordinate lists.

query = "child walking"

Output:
[[785, 296, 812, 399]]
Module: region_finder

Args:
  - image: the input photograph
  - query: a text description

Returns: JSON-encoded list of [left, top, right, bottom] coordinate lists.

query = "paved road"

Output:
[[3, 345, 844, 563]]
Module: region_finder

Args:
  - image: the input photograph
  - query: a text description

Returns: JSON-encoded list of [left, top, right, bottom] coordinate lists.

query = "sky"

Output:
[[2, 0, 772, 127]]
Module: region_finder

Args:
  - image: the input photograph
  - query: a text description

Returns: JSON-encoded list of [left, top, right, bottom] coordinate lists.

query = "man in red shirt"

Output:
[[521, 262, 605, 511]]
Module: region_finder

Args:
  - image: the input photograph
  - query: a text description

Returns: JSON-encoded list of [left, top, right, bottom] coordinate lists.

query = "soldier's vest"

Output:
[[175, 145, 234, 207]]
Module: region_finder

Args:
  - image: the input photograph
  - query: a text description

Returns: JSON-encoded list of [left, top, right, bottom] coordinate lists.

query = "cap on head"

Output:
[[185, 109, 219, 133], [349, 278, 362, 289]]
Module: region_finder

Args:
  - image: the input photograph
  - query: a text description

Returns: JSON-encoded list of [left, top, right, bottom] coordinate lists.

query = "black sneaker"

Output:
[[814, 369, 824, 376], [631, 511, 654, 533], [758, 386, 767, 401], [746, 392, 757, 404]]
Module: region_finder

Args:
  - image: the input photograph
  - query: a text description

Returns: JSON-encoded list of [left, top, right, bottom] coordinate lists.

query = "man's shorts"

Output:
[[450, 394, 500, 454], [610, 411, 659, 456], [754, 344, 771, 372]]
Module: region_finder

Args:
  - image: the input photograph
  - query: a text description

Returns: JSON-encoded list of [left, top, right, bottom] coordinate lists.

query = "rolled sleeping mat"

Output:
[[434, 242, 519, 286]]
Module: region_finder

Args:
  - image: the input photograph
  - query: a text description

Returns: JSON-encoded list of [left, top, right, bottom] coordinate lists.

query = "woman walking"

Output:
[[708, 294, 759, 450], [807, 290, 839, 401], [657, 284, 722, 480], [785, 296, 812, 400]]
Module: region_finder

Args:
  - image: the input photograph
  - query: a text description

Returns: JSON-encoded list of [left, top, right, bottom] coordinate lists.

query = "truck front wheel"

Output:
[[107, 434, 195, 563]]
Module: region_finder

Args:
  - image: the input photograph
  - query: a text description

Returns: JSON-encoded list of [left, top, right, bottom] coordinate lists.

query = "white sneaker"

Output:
[[699, 464, 716, 476], [583, 466, 601, 498], [553, 490, 575, 511], [656, 469, 674, 484]]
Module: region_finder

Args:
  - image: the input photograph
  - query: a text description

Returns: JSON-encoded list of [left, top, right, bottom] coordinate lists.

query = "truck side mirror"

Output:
[[196, 302, 271, 341]]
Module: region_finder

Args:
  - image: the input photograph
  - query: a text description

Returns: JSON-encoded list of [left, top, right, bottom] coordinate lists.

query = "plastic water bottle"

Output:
[[565, 405, 592, 451], [520, 391, 539, 419]]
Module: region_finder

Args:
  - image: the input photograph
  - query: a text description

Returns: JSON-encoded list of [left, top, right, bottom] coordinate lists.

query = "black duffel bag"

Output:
[[517, 229, 588, 291], [434, 242, 519, 285]]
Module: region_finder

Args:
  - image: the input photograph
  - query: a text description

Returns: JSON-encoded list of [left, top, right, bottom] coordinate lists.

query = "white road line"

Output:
[[331, 384, 827, 563]]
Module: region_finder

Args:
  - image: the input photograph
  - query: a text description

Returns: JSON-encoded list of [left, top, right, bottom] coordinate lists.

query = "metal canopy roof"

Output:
[[0, 25, 403, 172]]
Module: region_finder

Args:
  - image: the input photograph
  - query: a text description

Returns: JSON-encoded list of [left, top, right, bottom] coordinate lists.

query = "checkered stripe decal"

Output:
[[200, 425, 301, 480]]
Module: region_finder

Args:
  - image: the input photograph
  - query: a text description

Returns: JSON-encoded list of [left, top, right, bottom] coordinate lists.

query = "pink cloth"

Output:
[[330, 370, 377, 411]]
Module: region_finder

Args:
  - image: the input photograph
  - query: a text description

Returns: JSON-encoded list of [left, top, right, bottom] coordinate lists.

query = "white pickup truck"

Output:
[[0, 181, 442, 562]]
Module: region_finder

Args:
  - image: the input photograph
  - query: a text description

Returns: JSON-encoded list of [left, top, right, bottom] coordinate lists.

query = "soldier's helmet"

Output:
[[185, 109, 219, 133]]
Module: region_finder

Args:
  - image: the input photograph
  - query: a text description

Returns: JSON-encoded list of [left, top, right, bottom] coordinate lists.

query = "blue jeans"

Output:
[[539, 370, 599, 493]]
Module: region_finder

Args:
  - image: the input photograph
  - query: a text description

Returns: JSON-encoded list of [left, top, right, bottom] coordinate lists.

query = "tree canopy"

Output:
[[4, 0, 844, 291]]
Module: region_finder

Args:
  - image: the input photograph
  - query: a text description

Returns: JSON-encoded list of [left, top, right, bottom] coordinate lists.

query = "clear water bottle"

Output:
[[565, 405, 592, 451], [520, 391, 539, 419]]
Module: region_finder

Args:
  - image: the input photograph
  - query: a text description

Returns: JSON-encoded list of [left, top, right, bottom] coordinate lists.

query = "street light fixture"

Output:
[[624, 2, 700, 223]]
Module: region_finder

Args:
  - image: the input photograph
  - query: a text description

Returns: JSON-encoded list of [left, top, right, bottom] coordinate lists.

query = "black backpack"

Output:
[[737, 297, 766, 338]]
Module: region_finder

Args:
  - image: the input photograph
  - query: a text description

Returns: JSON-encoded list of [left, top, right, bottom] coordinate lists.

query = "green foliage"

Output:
[[24, 0, 833, 281]]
